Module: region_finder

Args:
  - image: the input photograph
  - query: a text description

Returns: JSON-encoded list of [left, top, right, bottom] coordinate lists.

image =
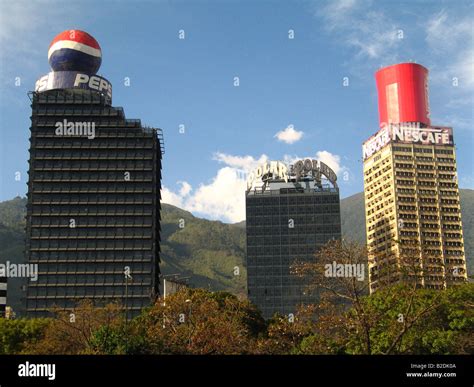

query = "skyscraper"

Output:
[[363, 63, 467, 293], [246, 159, 341, 319], [25, 30, 164, 317], [0, 277, 6, 317]]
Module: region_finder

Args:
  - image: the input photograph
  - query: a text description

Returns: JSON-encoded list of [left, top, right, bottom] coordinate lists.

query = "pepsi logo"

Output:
[[48, 30, 102, 74]]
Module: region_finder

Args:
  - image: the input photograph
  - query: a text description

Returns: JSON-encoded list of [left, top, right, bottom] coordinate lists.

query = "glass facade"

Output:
[[0, 277, 6, 317], [246, 182, 341, 319], [25, 89, 163, 318]]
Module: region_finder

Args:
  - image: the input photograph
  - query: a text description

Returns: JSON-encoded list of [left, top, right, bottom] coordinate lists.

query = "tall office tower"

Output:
[[246, 159, 341, 319], [0, 277, 6, 317], [25, 30, 164, 317], [363, 63, 467, 293]]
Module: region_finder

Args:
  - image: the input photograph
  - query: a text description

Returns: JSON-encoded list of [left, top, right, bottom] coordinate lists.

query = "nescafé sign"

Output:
[[363, 124, 453, 160]]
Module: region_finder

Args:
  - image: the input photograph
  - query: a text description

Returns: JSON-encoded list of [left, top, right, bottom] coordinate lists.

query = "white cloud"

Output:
[[425, 10, 474, 92], [284, 150, 345, 176], [274, 125, 304, 144], [0, 1, 83, 107], [161, 185, 185, 208], [0, 1, 81, 69], [281, 154, 299, 165], [319, 0, 359, 31], [425, 11, 474, 92], [0, 2, 42, 60], [212, 152, 268, 172], [162, 150, 350, 223], [431, 114, 472, 131], [162, 153, 270, 223], [185, 167, 247, 223], [317, 1, 401, 62], [315, 150, 343, 175], [447, 48, 474, 91], [177, 181, 192, 196], [425, 10, 472, 53]]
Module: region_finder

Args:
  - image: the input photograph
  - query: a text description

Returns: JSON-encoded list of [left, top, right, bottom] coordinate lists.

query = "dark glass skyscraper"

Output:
[[0, 277, 6, 317], [24, 30, 163, 317], [246, 159, 341, 319]]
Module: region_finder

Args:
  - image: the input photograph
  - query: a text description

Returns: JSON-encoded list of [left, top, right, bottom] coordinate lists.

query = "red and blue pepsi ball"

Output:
[[48, 30, 102, 74]]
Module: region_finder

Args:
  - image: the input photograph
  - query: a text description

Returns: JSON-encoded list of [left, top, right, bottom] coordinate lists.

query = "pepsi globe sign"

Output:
[[48, 30, 102, 74], [35, 30, 112, 103]]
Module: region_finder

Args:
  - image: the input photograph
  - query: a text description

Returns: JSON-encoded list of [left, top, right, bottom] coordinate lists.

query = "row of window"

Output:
[[31, 268, 152, 279], [29, 251, 154, 260], [32, 182, 156, 190], [33, 171, 155, 180], [34, 107, 123, 117], [392, 147, 454, 155], [30, 218, 153, 226], [247, 195, 339, 206], [30, 228, 153, 238], [33, 150, 155, 159], [34, 140, 154, 149], [27, 298, 150, 311], [30, 240, 154, 249], [247, 216, 340, 227]]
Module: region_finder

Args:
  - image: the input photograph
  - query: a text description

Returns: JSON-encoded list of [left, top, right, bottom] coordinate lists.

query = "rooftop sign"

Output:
[[246, 158, 338, 190], [363, 123, 453, 160]]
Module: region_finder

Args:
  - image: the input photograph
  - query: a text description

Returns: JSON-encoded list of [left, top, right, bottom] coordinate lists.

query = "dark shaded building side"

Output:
[[25, 89, 163, 318], [0, 277, 6, 317], [246, 182, 341, 319]]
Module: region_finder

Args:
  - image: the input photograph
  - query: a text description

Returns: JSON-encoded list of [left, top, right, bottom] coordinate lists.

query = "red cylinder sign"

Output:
[[375, 63, 430, 127]]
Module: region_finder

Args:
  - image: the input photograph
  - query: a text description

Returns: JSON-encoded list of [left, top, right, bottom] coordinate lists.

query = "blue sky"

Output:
[[0, 0, 472, 222]]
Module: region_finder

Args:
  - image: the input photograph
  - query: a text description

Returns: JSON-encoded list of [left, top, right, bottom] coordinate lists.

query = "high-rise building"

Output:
[[25, 30, 164, 317], [0, 277, 6, 317], [246, 159, 341, 319], [363, 63, 467, 293]]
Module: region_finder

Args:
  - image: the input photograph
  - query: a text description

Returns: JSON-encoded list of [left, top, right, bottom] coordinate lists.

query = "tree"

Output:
[[141, 288, 266, 354], [27, 300, 123, 355], [255, 304, 318, 355], [290, 239, 456, 355], [351, 283, 474, 354], [291, 239, 375, 353], [0, 318, 49, 354]]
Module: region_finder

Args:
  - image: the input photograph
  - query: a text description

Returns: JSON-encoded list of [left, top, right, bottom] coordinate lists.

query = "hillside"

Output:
[[340, 192, 366, 243], [160, 203, 246, 296], [0, 190, 472, 314], [0, 198, 247, 315]]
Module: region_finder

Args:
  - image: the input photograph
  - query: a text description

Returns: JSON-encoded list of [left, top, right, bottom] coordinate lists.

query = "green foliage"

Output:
[[0, 318, 49, 354], [340, 192, 366, 243], [349, 283, 474, 354], [89, 325, 127, 355], [1, 284, 472, 355], [258, 283, 474, 355], [89, 324, 148, 355], [0, 196, 27, 232], [140, 288, 266, 354], [160, 203, 247, 296]]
